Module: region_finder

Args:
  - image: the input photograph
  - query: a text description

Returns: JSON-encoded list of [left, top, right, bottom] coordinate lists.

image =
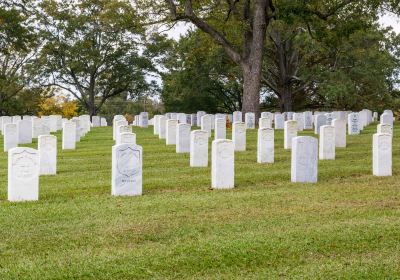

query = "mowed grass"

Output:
[[0, 123, 399, 279]]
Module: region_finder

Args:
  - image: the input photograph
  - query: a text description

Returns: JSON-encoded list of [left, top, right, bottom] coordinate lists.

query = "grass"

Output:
[[0, 123, 399, 279]]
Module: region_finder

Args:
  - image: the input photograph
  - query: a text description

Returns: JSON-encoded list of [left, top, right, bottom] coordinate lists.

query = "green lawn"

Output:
[[0, 123, 399, 279]]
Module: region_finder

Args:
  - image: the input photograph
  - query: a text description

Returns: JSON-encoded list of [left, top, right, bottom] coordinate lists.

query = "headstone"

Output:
[[287, 112, 294, 120], [380, 113, 393, 126], [245, 112, 255, 129], [373, 133, 392, 176], [373, 112, 378, 122], [314, 114, 327, 134], [191, 114, 197, 127], [274, 114, 284, 129], [232, 122, 246, 151], [259, 117, 272, 129], [8, 147, 39, 201], [114, 119, 128, 140], [332, 119, 346, 147], [176, 123, 191, 153], [49, 115, 58, 132], [214, 118, 226, 140], [284, 120, 298, 149], [177, 113, 187, 124], [119, 132, 136, 144], [190, 130, 208, 167], [112, 115, 125, 140], [377, 124, 392, 136], [139, 112, 148, 128], [62, 122, 76, 150], [257, 128, 274, 163], [348, 113, 360, 135], [166, 119, 178, 145], [325, 113, 333, 126], [116, 125, 132, 145], [12, 115, 21, 124], [196, 111, 206, 127], [303, 111, 313, 129], [17, 119, 32, 144], [319, 125, 335, 160], [92, 116, 101, 127], [71, 119, 82, 142], [111, 144, 142, 196], [41, 116, 51, 135], [101, 117, 107, 126], [158, 116, 167, 139], [291, 136, 318, 183], [233, 111, 242, 123], [201, 114, 212, 137], [4, 123, 18, 152], [153, 115, 160, 135], [1, 116, 11, 135], [293, 113, 304, 131], [38, 135, 57, 175], [212, 139, 234, 189]]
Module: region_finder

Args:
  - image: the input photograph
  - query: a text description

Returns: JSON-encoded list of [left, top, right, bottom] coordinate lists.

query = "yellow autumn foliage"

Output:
[[38, 96, 78, 118]]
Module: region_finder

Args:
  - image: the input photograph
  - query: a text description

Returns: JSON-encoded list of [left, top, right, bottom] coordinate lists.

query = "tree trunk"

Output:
[[242, 62, 262, 120], [278, 85, 292, 112]]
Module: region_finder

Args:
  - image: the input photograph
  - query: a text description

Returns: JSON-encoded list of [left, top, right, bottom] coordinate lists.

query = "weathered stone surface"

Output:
[[232, 122, 246, 151], [62, 122, 76, 150], [332, 119, 346, 147], [319, 125, 335, 160], [284, 120, 298, 150], [8, 147, 39, 201], [176, 123, 191, 153], [166, 119, 178, 145], [214, 118, 226, 140], [190, 130, 208, 167], [38, 135, 57, 175], [112, 144, 142, 196], [291, 136, 318, 183], [212, 139, 234, 189], [257, 128, 274, 163], [373, 133, 392, 176]]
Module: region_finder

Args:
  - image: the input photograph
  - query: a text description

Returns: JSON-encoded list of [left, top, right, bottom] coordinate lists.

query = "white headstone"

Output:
[[201, 114, 212, 137], [212, 139, 234, 189], [214, 118, 226, 140], [284, 120, 298, 149], [17, 119, 32, 144], [92, 116, 101, 127], [257, 128, 274, 163], [38, 135, 57, 175], [176, 123, 191, 153], [8, 147, 39, 201], [1, 116, 11, 135], [373, 133, 392, 176], [319, 125, 335, 160], [259, 117, 272, 129], [62, 122, 76, 150], [139, 112, 148, 128], [32, 118, 43, 139], [166, 119, 178, 145], [4, 123, 18, 152], [291, 136, 318, 183], [111, 144, 142, 196], [274, 114, 284, 129], [332, 119, 346, 147], [196, 111, 206, 126], [377, 124, 392, 136], [158, 116, 167, 139], [303, 111, 313, 129], [233, 111, 242, 123], [293, 113, 304, 131], [314, 114, 327, 134], [348, 113, 360, 135], [153, 115, 160, 135], [119, 132, 136, 144], [190, 130, 208, 167], [232, 122, 246, 151], [380, 113, 393, 126], [116, 125, 132, 145], [245, 112, 255, 129]]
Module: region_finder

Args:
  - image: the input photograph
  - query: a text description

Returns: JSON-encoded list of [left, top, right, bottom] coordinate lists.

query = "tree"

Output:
[[34, 0, 154, 118], [161, 30, 242, 113]]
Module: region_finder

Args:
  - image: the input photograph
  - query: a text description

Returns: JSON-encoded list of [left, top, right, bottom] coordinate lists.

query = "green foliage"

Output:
[[161, 31, 242, 113], [33, 0, 155, 116]]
